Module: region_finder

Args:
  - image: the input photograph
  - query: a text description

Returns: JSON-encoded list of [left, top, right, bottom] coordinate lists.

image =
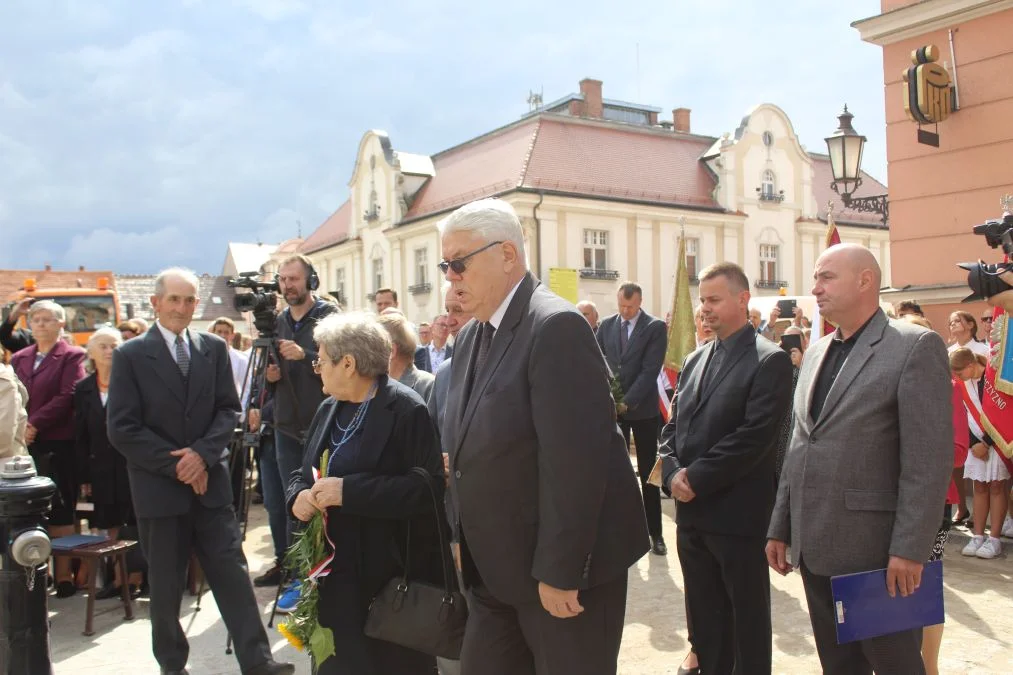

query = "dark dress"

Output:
[[286, 375, 446, 675], [74, 373, 135, 529]]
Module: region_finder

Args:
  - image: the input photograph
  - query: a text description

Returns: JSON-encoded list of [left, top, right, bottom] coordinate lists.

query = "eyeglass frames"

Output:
[[311, 357, 334, 373], [981, 315, 994, 323], [437, 241, 502, 275]]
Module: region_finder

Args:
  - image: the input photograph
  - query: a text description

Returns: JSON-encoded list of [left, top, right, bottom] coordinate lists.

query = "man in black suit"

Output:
[[107, 268, 292, 675], [659, 262, 792, 675], [596, 282, 668, 556], [440, 198, 649, 675]]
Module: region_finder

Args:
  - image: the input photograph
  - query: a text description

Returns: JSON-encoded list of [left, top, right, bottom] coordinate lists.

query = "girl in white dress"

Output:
[[950, 348, 1009, 559], [947, 311, 989, 357]]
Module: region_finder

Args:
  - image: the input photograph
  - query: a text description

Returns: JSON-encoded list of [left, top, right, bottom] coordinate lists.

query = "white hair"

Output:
[[439, 198, 527, 266], [27, 300, 65, 323], [86, 326, 122, 356], [154, 267, 200, 297]]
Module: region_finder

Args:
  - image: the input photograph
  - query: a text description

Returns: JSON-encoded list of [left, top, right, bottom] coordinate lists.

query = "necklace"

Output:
[[325, 381, 378, 476]]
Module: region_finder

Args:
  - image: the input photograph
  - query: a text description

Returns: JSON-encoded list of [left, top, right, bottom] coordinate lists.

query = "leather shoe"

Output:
[[161, 670, 189, 675], [651, 537, 668, 556], [243, 660, 295, 675], [677, 667, 700, 675]]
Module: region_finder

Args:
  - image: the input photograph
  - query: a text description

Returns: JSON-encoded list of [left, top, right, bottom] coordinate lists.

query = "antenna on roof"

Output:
[[527, 89, 543, 112], [297, 219, 302, 239]]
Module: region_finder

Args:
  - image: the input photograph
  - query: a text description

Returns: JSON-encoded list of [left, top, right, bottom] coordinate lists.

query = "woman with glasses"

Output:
[[286, 312, 449, 674]]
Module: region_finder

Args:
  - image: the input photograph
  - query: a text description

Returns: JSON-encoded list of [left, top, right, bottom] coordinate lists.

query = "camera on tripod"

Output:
[[958, 212, 1013, 302], [228, 272, 280, 337]]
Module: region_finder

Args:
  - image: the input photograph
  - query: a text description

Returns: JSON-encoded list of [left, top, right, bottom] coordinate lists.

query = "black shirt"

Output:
[[810, 312, 877, 422], [699, 323, 753, 397]]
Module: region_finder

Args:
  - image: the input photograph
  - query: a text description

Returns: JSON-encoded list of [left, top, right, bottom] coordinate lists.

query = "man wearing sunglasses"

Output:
[[440, 198, 649, 675]]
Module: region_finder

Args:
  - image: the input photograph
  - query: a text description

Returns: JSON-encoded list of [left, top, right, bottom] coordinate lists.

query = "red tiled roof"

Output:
[[301, 200, 351, 254], [0, 269, 116, 304], [810, 155, 888, 227]]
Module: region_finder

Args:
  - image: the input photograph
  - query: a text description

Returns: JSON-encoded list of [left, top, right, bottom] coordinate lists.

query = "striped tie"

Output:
[[175, 334, 190, 378]]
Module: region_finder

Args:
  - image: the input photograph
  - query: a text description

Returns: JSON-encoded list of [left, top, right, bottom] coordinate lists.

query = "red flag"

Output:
[[822, 209, 842, 337]]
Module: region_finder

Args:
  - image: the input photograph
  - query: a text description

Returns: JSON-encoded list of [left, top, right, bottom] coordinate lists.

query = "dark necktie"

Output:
[[175, 334, 190, 378], [620, 320, 630, 353], [700, 340, 725, 395], [468, 322, 495, 401]]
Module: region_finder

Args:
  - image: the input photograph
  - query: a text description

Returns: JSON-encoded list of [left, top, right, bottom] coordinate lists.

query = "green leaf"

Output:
[[309, 624, 336, 666]]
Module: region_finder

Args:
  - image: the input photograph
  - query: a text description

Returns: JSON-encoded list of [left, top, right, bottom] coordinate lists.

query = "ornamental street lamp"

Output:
[[825, 105, 889, 226]]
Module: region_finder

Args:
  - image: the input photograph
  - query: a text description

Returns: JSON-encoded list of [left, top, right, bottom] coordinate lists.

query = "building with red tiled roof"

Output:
[[301, 78, 890, 322]]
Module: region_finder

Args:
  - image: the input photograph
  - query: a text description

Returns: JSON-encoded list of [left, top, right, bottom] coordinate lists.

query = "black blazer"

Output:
[[107, 327, 240, 519], [596, 311, 668, 421], [414, 343, 453, 374], [285, 376, 449, 599], [445, 273, 649, 606], [659, 326, 792, 537], [74, 373, 131, 506]]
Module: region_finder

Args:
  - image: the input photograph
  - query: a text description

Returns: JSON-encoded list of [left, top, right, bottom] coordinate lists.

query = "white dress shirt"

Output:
[[428, 342, 450, 372], [488, 278, 524, 330], [156, 321, 190, 364]]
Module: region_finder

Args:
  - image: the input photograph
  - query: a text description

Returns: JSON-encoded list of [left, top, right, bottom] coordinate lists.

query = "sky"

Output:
[[0, 0, 887, 274]]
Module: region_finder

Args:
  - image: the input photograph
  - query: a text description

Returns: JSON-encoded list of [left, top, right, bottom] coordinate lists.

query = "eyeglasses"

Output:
[[311, 357, 334, 373], [437, 241, 502, 275], [982, 316, 994, 323]]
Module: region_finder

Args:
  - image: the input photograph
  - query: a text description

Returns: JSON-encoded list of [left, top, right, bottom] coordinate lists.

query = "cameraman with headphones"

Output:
[[253, 254, 337, 602]]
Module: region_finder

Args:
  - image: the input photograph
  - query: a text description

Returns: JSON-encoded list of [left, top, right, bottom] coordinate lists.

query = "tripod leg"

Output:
[[225, 632, 233, 655], [267, 566, 291, 628]]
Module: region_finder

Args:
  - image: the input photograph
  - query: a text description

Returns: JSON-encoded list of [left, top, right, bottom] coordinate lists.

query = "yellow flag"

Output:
[[664, 235, 697, 373]]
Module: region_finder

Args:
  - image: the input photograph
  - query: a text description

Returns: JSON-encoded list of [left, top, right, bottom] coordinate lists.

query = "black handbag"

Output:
[[363, 466, 468, 659]]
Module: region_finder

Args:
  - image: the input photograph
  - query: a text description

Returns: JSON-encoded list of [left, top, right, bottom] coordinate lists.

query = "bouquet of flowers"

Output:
[[278, 450, 336, 670], [609, 371, 625, 412]]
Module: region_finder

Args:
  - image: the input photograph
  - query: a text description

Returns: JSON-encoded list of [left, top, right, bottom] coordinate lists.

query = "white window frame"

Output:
[[684, 237, 699, 280], [759, 243, 779, 282], [761, 170, 776, 199], [414, 248, 428, 286], [583, 229, 609, 270], [372, 258, 384, 292]]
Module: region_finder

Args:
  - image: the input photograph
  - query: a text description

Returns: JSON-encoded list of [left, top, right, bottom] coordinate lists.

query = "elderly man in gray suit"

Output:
[[766, 244, 952, 675], [440, 198, 649, 675]]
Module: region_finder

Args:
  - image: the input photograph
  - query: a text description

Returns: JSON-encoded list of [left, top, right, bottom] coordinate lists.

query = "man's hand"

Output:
[[278, 339, 305, 361], [292, 489, 320, 522], [792, 306, 804, 326], [24, 423, 37, 445], [442, 453, 450, 486], [310, 477, 343, 508], [190, 470, 208, 496], [8, 297, 33, 324], [538, 582, 584, 619], [985, 270, 1013, 312], [971, 442, 989, 460], [170, 448, 206, 485], [765, 539, 793, 576], [789, 347, 803, 368], [248, 408, 261, 432], [886, 556, 923, 598], [669, 468, 696, 503], [265, 364, 281, 383], [768, 306, 781, 327], [616, 402, 628, 416]]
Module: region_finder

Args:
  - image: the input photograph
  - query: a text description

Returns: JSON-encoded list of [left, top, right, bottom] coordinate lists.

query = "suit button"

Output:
[[455, 470, 462, 479]]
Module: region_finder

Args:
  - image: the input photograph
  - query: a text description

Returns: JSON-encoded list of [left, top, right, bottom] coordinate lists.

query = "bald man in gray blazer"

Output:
[[767, 245, 952, 675]]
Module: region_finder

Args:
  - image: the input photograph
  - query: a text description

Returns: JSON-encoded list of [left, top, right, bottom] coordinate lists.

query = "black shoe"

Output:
[[651, 537, 668, 556], [243, 660, 295, 675], [253, 562, 283, 587], [677, 667, 700, 675], [55, 581, 77, 598], [161, 669, 189, 675], [94, 582, 122, 600]]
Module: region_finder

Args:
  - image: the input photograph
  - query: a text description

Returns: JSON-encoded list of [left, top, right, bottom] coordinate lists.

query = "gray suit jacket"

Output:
[[107, 327, 240, 519], [398, 364, 435, 403], [767, 310, 953, 576], [428, 357, 453, 442], [445, 273, 649, 605]]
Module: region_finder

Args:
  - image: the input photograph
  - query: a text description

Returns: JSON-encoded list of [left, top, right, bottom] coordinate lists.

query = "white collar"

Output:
[[156, 320, 189, 347], [488, 278, 524, 330]]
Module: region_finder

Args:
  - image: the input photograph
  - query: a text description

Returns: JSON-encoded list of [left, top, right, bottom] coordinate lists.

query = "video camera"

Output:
[[227, 271, 279, 337], [958, 212, 1013, 302]]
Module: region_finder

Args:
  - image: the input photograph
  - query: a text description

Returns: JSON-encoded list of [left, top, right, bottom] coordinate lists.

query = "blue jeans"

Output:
[[258, 432, 287, 563], [274, 429, 306, 548]]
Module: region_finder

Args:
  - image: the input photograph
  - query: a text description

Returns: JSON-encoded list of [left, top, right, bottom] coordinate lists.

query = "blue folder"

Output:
[[50, 534, 110, 551], [830, 559, 944, 644]]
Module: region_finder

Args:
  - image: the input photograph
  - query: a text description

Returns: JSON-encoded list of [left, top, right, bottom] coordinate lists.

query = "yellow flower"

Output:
[[277, 623, 304, 651]]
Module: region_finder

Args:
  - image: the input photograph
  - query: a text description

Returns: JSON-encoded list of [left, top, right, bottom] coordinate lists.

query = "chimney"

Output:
[[579, 78, 603, 118], [78, 265, 85, 271], [44, 264, 52, 271], [673, 108, 691, 133]]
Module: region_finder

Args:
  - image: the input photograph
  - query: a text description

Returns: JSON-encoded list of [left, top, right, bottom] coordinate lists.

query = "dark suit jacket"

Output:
[[107, 327, 240, 519], [414, 343, 453, 374], [285, 377, 450, 600], [596, 311, 668, 420], [659, 325, 792, 538], [11, 340, 87, 442], [74, 373, 131, 506], [445, 273, 649, 605]]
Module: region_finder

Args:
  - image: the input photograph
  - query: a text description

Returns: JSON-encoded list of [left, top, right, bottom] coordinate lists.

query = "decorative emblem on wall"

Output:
[[901, 45, 953, 147]]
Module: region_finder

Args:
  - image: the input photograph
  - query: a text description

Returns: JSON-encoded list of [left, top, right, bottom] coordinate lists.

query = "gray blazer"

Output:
[[428, 357, 453, 442], [767, 310, 953, 576], [398, 364, 435, 403], [445, 273, 649, 605]]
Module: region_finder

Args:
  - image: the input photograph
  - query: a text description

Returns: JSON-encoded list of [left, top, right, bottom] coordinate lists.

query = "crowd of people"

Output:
[[1, 197, 1011, 675]]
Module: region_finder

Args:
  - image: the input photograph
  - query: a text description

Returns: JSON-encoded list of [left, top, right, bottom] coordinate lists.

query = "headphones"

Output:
[[275, 260, 320, 292]]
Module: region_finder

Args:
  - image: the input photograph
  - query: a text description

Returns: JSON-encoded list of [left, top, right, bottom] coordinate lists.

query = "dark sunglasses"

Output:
[[437, 241, 502, 275], [982, 316, 993, 323]]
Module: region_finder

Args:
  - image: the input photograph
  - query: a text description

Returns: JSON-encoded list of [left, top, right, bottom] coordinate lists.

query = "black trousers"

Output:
[[800, 560, 925, 675], [138, 503, 272, 673], [676, 527, 771, 675], [460, 576, 628, 675], [619, 415, 662, 539]]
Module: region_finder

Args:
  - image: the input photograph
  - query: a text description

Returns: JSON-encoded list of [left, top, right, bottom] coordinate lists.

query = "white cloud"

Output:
[[61, 227, 201, 273]]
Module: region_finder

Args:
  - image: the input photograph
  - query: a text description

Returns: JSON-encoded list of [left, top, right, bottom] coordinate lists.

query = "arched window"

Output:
[[761, 169, 776, 199]]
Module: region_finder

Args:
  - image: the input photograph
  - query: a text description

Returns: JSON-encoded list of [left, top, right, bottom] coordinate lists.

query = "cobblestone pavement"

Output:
[[50, 504, 1013, 674]]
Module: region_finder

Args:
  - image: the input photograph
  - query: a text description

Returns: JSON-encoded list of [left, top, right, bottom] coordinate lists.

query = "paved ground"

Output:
[[49, 502, 1013, 674]]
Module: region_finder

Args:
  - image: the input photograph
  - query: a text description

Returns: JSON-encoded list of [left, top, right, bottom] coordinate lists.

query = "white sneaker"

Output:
[[976, 537, 1002, 559], [962, 535, 985, 556], [1002, 517, 1013, 538]]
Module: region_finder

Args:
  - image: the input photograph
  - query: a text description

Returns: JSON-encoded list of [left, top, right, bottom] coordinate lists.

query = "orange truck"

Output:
[[3, 276, 121, 347]]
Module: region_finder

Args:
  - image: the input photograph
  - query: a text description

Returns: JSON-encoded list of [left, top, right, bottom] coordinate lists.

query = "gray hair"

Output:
[[27, 300, 66, 323], [85, 326, 123, 369], [154, 267, 200, 297], [313, 311, 391, 378], [439, 198, 527, 266]]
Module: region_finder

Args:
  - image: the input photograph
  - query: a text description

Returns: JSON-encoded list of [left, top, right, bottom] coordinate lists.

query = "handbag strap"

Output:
[[398, 466, 455, 597]]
